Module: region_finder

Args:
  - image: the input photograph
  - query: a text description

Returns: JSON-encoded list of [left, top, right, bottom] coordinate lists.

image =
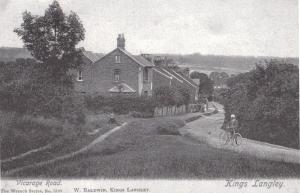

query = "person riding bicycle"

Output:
[[226, 114, 239, 144]]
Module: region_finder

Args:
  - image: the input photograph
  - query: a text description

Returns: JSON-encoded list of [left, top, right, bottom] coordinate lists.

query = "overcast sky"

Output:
[[0, 0, 298, 57]]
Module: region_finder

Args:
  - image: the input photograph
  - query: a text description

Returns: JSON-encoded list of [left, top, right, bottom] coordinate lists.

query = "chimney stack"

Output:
[[117, 34, 125, 49]]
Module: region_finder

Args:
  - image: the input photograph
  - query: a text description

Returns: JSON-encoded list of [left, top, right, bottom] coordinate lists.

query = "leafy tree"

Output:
[[209, 71, 229, 87], [190, 71, 208, 82], [199, 78, 214, 97], [14, 0, 85, 81], [4, 1, 86, 118], [221, 60, 299, 148], [190, 71, 213, 97]]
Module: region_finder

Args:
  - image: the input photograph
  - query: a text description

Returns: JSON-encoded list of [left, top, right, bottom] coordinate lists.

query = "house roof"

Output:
[[153, 67, 172, 80], [88, 45, 197, 89], [82, 51, 104, 63], [156, 66, 183, 83], [158, 66, 198, 88], [168, 69, 198, 88], [119, 48, 155, 67], [93, 48, 155, 67]]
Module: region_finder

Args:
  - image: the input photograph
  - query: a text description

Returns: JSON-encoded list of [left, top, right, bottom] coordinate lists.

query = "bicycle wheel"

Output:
[[219, 131, 229, 145], [234, 133, 243, 146]]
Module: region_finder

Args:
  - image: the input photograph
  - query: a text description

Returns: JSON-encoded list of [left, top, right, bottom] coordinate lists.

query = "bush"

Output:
[[130, 111, 153, 118], [85, 95, 156, 115], [153, 86, 191, 107], [0, 115, 63, 159], [85, 86, 193, 116], [155, 119, 185, 135]]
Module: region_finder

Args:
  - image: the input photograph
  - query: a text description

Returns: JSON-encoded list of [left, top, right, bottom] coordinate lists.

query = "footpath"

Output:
[[2, 122, 128, 177], [182, 102, 300, 164]]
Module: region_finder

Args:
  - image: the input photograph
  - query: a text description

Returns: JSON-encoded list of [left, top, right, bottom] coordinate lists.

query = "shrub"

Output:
[[85, 86, 193, 115], [85, 95, 156, 115], [153, 86, 177, 106], [155, 119, 185, 135], [130, 111, 153, 118], [153, 86, 191, 107], [0, 115, 63, 159]]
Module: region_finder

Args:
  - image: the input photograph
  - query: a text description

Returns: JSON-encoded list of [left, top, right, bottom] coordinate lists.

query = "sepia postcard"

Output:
[[0, 0, 299, 193]]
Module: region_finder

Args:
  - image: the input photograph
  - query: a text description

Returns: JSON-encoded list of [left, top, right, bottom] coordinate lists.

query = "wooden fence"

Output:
[[154, 103, 204, 117]]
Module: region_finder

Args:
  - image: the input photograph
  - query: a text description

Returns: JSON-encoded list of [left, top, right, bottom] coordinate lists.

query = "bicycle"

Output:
[[219, 129, 243, 146]]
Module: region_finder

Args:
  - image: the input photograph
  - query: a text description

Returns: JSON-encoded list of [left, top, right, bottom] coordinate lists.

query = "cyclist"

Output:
[[226, 114, 239, 144]]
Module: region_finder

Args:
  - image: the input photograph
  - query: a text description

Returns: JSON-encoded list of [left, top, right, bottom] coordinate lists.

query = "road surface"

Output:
[[182, 102, 300, 164]]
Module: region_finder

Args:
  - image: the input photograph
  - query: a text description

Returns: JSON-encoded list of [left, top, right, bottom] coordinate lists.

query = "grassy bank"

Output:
[[1, 113, 127, 172], [8, 117, 300, 178]]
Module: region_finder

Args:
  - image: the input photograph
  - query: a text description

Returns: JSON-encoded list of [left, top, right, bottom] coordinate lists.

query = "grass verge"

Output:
[[7, 117, 300, 178], [1, 113, 125, 172]]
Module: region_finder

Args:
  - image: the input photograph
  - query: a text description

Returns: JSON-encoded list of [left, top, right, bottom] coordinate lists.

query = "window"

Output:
[[115, 55, 121, 63], [113, 69, 121, 82], [143, 68, 149, 82], [77, 70, 83, 81]]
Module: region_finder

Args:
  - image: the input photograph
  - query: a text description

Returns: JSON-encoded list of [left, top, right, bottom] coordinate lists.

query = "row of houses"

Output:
[[72, 34, 198, 101]]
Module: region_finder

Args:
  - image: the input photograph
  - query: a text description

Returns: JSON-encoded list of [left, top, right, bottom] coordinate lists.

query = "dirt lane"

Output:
[[183, 102, 300, 164]]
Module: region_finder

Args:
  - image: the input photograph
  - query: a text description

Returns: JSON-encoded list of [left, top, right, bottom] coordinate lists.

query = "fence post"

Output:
[[165, 106, 168, 116]]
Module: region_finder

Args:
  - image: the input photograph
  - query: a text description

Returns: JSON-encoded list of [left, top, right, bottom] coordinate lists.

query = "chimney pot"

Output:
[[117, 34, 125, 49]]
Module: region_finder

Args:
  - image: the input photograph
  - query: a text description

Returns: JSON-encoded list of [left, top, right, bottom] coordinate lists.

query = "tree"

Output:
[[221, 60, 299, 148], [14, 0, 85, 80], [9, 1, 86, 118], [199, 78, 214, 97], [209, 71, 229, 88], [190, 71, 213, 97], [190, 71, 208, 83]]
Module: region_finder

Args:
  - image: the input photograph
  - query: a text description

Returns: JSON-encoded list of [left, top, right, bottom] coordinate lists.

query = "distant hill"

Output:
[[0, 47, 298, 75], [163, 53, 299, 75], [0, 47, 105, 63]]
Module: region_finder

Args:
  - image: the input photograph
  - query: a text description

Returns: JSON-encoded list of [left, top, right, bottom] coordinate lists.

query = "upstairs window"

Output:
[[77, 70, 83, 81], [115, 55, 121, 63], [113, 69, 121, 82]]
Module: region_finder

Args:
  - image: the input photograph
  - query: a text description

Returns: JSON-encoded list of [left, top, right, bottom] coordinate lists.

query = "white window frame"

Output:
[[113, 69, 121, 82], [115, 55, 121, 63], [77, 70, 83, 81]]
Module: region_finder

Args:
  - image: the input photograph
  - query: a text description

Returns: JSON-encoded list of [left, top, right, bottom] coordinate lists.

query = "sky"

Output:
[[0, 0, 298, 57]]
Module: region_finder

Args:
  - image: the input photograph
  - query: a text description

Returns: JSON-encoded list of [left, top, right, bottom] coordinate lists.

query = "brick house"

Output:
[[73, 34, 198, 101]]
